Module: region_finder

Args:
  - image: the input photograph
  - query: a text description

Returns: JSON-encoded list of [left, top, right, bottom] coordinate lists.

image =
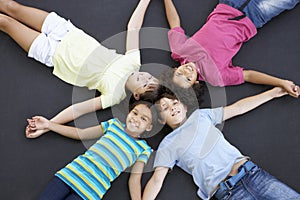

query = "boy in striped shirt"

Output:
[[27, 100, 156, 200]]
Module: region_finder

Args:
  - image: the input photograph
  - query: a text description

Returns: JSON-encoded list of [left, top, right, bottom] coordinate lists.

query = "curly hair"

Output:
[[158, 67, 206, 115]]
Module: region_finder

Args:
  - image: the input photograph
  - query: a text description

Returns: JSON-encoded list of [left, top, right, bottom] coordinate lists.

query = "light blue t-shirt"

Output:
[[154, 108, 245, 200]]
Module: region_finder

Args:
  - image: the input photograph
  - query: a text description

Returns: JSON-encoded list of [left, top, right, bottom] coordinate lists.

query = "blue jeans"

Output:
[[219, 0, 300, 28], [219, 167, 300, 200], [39, 176, 82, 200]]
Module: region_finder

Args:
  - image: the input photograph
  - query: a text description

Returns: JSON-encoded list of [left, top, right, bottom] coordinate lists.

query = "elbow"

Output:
[[232, 102, 246, 116], [169, 19, 180, 29], [129, 173, 142, 185], [243, 70, 254, 82], [127, 23, 141, 32], [152, 173, 164, 187]]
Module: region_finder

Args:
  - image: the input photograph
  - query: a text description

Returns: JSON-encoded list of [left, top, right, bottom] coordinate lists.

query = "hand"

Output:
[[25, 125, 49, 139], [281, 80, 299, 98], [28, 116, 50, 130]]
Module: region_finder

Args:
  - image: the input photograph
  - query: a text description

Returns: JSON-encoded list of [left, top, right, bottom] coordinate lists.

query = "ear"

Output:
[[146, 124, 153, 132], [184, 104, 188, 113], [133, 92, 140, 100], [183, 105, 188, 117]]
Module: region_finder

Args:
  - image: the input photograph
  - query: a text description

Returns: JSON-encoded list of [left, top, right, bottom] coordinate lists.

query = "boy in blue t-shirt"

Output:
[[143, 87, 300, 200]]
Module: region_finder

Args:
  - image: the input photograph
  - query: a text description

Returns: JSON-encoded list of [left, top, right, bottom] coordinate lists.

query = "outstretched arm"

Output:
[[243, 70, 299, 98], [126, 0, 151, 52], [223, 87, 289, 121], [142, 167, 169, 200], [50, 96, 102, 124], [25, 96, 102, 138], [129, 161, 146, 200], [26, 116, 103, 140], [163, 0, 180, 29]]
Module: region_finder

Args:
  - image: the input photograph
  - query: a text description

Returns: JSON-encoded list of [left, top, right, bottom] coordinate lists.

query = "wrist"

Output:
[[277, 79, 286, 87], [46, 121, 53, 130]]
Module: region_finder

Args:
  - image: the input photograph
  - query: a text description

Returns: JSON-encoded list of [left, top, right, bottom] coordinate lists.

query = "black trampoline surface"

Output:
[[0, 0, 299, 199]]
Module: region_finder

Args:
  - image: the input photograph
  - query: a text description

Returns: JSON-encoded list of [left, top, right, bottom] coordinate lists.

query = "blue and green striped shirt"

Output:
[[55, 118, 152, 199]]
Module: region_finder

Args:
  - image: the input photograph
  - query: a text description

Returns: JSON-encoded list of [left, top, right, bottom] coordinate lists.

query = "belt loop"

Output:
[[238, 0, 251, 11], [228, 0, 251, 21]]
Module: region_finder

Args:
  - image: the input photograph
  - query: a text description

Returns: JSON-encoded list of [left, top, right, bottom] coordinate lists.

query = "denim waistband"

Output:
[[214, 160, 259, 199]]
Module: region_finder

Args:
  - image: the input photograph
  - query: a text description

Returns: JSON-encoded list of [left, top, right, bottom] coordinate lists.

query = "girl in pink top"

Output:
[[162, 0, 299, 98]]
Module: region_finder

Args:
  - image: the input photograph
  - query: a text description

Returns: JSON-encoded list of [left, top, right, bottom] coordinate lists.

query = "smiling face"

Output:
[[173, 62, 198, 88], [156, 97, 187, 129], [126, 72, 159, 99], [126, 103, 153, 138]]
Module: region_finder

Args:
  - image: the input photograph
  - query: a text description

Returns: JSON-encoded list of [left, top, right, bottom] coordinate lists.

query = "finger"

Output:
[[27, 119, 34, 124], [32, 116, 40, 121], [294, 85, 299, 93], [27, 133, 36, 138], [30, 127, 37, 131]]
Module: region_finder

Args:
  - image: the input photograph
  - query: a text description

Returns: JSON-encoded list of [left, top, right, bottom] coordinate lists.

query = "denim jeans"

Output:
[[219, 0, 300, 28], [219, 167, 300, 200], [39, 176, 82, 200]]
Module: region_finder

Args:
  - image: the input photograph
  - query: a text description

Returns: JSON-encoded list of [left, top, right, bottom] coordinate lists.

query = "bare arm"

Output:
[[51, 96, 102, 124], [129, 161, 146, 200], [243, 70, 299, 98], [126, 0, 151, 51], [223, 87, 288, 121], [25, 96, 102, 138], [142, 167, 169, 200], [27, 116, 103, 140], [163, 0, 180, 29]]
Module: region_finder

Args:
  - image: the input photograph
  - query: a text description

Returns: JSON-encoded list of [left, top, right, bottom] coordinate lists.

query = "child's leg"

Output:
[[243, 0, 299, 28], [0, 0, 48, 32], [0, 14, 39, 52], [39, 176, 75, 200]]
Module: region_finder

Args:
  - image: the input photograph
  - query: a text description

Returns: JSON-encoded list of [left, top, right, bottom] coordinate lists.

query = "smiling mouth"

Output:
[[186, 65, 194, 71], [172, 110, 181, 116], [129, 120, 139, 128]]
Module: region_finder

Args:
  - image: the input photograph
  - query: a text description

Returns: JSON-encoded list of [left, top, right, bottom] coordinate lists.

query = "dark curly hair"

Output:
[[158, 67, 206, 115]]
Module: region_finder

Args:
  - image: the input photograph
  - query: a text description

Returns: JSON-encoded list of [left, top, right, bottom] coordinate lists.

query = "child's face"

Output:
[[127, 72, 159, 95], [126, 104, 153, 138], [173, 62, 198, 88], [156, 97, 187, 129]]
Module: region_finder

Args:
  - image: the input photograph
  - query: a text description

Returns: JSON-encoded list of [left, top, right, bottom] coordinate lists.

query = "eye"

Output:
[[176, 72, 182, 76], [132, 111, 138, 115], [143, 84, 147, 88], [141, 117, 147, 121], [187, 78, 191, 81], [162, 106, 168, 111]]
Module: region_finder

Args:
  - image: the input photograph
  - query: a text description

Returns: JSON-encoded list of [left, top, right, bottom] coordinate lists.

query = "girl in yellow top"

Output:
[[0, 0, 159, 137]]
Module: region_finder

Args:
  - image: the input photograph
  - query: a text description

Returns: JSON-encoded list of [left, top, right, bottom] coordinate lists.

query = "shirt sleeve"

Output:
[[100, 119, 115, 134], [125, 49, 141, 67], [137, 147, 153, 164], [202, 107, 224, 126], [168, 27, 188, 62], [219, 63, 245, 86], [101, 93, 126, 109], [153, 138, 178, 170]]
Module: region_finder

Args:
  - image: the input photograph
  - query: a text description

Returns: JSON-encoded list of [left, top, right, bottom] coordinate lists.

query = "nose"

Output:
[[183, 68, 191, 75], [171, 106, 177, 112], [139, 74, 148, 81]]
